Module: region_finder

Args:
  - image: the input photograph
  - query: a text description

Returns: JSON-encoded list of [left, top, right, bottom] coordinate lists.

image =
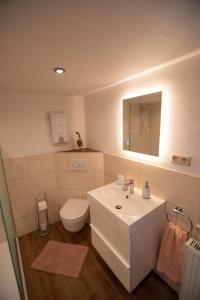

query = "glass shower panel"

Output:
[[0, 150, 24, 299]]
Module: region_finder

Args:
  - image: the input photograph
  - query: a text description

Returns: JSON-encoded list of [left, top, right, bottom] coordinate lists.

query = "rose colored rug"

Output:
[[31, 240, 89, 278]]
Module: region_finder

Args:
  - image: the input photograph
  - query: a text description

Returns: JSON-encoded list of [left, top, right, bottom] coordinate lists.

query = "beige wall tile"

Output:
[[57, 171, 96, 191], [104, 153, 140, 186], [54, 152, 69, 171], [83, 191, 88, 199], [139, 164, 200, 216], [95, 173, 104, 188], [15, 176, 43, 198], [30, 173, 57, 194], [16, 173, 57, 198], [15, 214, 38, 237], [54, 152, 104, 172], [3, 157, 28, 180], [7, 180, 18, 202], [11, 196, 36, 219], [58, 189, 83, 207], [46, 189, 59, 208], [27, 153, 55, 176], [104, 174, 115, 185], [68, 152, 104, 172], [48, 206, 60, 224], [15, 178, 32, 198]]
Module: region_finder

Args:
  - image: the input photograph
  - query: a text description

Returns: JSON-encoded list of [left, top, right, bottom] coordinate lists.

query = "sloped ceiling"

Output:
[[0, 0, 200, 95]]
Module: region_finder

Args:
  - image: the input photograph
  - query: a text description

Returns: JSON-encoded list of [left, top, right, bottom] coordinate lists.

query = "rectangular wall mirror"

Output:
[[123, 92, 162, 156]]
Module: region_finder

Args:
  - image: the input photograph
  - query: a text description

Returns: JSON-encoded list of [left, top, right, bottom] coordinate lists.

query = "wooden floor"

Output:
[[19, 222, 178, 300]]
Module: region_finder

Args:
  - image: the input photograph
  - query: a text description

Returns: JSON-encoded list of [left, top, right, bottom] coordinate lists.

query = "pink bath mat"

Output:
[[31, 240, 89, 278]]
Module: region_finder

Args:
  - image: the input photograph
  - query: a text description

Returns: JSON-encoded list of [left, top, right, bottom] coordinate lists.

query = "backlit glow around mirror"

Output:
[[119, 85, 171, 163]]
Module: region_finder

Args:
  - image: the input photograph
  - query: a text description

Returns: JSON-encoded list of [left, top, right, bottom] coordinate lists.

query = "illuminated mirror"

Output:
[[123, 92, 162, 156]]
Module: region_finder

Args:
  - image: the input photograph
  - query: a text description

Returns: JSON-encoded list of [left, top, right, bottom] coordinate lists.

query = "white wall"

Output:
[[84, 53, 200, 177], [0, 92, 85, 158], [65, 96, 86, 149]]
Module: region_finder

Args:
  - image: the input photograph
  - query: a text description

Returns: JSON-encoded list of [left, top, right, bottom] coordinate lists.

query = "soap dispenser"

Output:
[[142, 181, 151, 199]]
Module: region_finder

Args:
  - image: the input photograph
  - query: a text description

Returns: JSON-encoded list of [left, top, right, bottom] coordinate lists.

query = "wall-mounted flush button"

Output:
[[171, 155, 191, 166], [70, 159, 87, 171]]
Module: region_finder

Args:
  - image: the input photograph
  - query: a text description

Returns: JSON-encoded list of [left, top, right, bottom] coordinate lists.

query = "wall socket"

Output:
[[171, 154, 191, 166]]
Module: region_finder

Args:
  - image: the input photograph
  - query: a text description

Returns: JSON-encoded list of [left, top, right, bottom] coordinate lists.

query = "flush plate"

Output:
[[70, 159, 87, 171], [171, 155, 191, 166]]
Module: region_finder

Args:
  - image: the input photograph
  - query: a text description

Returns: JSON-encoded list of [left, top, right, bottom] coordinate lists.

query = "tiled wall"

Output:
[[3, 153, 58, 236], [3, 151, 104, 236], [55, 152, 104, 207], [4, 150, 200, 238], [104, 153, 200, 238]]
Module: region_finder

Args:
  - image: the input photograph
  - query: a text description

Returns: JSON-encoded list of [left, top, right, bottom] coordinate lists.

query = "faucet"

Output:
[[129, 179, 134, 193], [122, 179, 134, 193]]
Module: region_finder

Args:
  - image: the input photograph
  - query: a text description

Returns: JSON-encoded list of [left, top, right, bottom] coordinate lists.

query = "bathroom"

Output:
[[0, 1, 200, 300]]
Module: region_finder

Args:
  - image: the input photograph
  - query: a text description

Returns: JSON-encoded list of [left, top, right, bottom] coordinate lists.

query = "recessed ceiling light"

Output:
[[54, 67, 66, 74]]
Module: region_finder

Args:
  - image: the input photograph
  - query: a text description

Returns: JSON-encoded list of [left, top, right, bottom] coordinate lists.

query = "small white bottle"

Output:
[[142, 181, 151, 199]]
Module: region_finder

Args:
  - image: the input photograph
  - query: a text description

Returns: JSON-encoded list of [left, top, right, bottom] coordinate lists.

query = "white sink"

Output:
[[88, 181, 165, 237], [88, 182, 165, 292]]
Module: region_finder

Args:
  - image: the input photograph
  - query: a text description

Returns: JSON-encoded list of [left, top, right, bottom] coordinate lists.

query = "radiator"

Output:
[[179, 238, 200, 300]]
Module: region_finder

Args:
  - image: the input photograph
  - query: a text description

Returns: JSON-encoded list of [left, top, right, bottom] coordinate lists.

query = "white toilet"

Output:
[[60, 198, 89, 232]]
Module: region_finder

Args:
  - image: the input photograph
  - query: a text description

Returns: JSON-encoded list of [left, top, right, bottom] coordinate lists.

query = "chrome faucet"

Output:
[[122, 179, 134, 193], [129, 179, 134, 193]]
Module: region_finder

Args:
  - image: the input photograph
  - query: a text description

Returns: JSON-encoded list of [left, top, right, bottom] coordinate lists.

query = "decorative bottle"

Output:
[[142, 181, 151, 199]]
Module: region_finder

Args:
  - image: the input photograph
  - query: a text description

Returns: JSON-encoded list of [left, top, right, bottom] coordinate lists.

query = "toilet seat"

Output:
[[60, 198, 89, 221]]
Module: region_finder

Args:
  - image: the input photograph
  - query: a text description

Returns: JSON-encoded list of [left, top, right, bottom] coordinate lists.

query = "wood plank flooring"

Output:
[[19, 222, 178, 300]]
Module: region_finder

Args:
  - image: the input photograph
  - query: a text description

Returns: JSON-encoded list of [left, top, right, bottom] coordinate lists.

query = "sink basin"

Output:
[[88, 182, 165, 237]]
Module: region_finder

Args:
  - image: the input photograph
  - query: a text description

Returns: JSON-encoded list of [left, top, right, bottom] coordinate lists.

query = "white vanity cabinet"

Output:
[[88, 182, 165, 292]]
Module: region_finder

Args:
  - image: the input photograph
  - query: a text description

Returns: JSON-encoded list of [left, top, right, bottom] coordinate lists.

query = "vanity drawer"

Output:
[[90, 201, 131, 262], [91, 225, 131, 292]]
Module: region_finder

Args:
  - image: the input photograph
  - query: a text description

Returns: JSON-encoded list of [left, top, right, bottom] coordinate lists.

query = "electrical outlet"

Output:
[[171, 155, 191, 166]]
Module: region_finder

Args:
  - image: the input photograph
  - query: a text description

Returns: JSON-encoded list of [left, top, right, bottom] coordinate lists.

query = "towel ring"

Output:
[[167, 206, 193, 236]]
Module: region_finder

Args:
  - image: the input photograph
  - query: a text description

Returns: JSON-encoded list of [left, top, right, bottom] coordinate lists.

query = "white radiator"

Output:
[[179, 238, 200, 300]]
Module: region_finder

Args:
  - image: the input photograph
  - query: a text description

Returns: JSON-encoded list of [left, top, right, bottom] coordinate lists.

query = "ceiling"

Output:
[[0, 0, 200, 96]]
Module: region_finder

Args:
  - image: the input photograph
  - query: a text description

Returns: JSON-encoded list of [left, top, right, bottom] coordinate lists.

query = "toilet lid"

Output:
[[60, 198, 89, 220]]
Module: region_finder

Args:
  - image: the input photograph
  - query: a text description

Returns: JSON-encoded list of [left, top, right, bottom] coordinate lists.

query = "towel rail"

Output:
[[167, 206, 193, 236]]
